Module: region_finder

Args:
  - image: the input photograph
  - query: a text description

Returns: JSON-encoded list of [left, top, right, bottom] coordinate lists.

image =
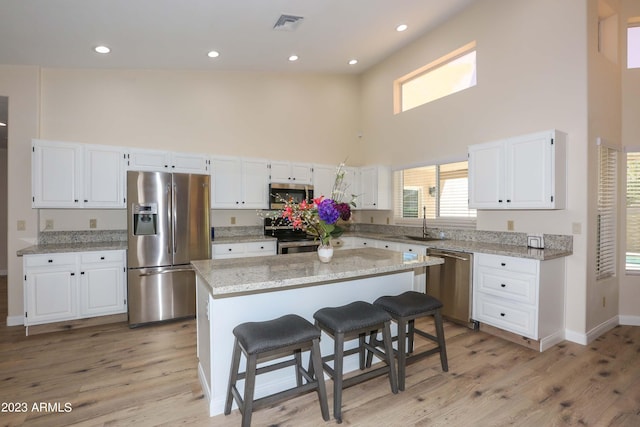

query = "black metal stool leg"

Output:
[[333, 332, 345, 423], [241, 354, 258, 427], [224, 338, 242, 415], [435, 310, 449, 372], [382, 321, 398, 394], [397, 318, 408, 391], [310, 337, 330, 421]]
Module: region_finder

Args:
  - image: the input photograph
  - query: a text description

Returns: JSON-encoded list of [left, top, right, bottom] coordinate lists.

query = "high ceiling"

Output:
[[0, 0, 475, 149], [0, 0, 473, 74]]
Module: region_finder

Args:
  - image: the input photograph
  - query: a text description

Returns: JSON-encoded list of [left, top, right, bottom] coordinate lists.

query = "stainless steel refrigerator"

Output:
[[127, 171, 211, 326]]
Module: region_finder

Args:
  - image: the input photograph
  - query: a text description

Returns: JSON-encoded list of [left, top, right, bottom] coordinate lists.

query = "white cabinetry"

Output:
[[127, 148, 210, 173], [32, 139, 126, 208], [468, 130, 566, 209], [210, 156, 269, 209], [270, 161, 313, 184], [312, 164, 337, 199], [212, 240, 277, 259], [472, 252, 565, 350], [78, 251, 127, 317], [359, 166, 391, 210], [23, 250, 127, 329]]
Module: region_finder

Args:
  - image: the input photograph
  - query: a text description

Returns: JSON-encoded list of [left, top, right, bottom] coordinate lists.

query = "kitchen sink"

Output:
[[401, 235, 442, 242]]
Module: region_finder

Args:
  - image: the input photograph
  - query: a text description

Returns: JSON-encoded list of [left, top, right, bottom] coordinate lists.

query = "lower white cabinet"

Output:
[[23, 250, 127, 327], [212, 240, 276, 259], [472, 252, 565, 349]]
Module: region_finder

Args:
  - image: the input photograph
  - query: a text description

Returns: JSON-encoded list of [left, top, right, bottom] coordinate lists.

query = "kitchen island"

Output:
[[191, 247, 444, 417]]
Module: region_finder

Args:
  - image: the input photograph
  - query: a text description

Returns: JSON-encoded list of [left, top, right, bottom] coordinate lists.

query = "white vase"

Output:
[[317, 242, 334, 263]]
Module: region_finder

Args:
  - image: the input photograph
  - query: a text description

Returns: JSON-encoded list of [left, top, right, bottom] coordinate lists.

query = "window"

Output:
[[394, 41, 476, 114], [628, 19, 640, 69], [596, 143, 617, 280], [393, 161, 476, 224], [626, 151, 640, 272]]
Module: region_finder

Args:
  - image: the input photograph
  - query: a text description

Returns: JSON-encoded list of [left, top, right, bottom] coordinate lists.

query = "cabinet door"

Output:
[[468, 140, 504, 209], [343, 167, 360, 208], [32, 139, 82, 208], [171, 152, 210, 173], [80, 264, 126, 317], [506, 132, 554, 208], [84, 144, 126, 208], [210, 157, 243, 208], [127, 149, 171, 171], [290, 163, 313, 184], [359, 167, 378, 209], [242, 159, 269, 208], [269, 161, 292, 183], [25, 268, 78, 325], [313, 164, 337, 199]]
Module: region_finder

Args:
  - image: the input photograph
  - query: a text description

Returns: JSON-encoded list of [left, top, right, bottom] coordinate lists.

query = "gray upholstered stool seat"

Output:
[[224, 314, 329, 427], [313, 301, 398, 423], [371, 291, 448, 391]]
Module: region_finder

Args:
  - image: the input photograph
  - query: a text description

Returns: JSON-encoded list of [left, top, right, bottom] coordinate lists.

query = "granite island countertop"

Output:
[[191, 247, 444, 298]]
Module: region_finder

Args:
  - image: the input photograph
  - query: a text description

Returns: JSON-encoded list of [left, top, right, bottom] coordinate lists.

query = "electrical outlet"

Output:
[[572, 222, 582, 234], [17, 220, 25, 231], [45, 219, 54, 230], [370, 216, 374, 224], [230, 216, 236, 225], [507, 220, 514, 231], [386, 217, 390, 225], [89, 219, 97, 229]]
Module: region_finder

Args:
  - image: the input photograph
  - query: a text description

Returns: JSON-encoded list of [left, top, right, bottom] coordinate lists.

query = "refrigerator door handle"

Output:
[[172, 183, 178, 254], [166, 183, 172, 255], [137, 268, 194, 277]]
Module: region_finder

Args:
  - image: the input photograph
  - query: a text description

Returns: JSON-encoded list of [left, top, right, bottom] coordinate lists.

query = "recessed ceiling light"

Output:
[[288, 55, 299, 62], [348, 59, 358, 65], [396, 24, 408, 32], [207, 50, 220, 58], [94, 45, 111, 54]]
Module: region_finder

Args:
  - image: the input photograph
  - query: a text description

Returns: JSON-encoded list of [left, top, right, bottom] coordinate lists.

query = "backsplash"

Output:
[[39, 230, 127, 245]]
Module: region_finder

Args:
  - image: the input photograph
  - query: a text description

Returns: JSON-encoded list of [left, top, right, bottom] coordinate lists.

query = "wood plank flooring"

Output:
[[1, 275, 639, 426]]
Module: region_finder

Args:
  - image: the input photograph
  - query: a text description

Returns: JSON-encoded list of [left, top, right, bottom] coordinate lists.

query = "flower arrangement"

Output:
[[277, 163, 356, 246]]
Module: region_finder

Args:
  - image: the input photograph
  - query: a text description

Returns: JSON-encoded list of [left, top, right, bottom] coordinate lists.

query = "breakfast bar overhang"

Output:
[[191, 247, 444, 417]]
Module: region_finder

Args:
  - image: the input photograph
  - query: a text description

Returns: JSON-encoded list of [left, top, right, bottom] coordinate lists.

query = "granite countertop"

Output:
[[17, 241, 128, 256], [342, 232, 572, 261], [211, 235, 277, 244], [191, 247, 444, 298]]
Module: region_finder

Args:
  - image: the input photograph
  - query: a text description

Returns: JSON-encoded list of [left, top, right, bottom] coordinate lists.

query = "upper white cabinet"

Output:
[[312, 164, 337, 199], [359, 165, 391, 210], [32, 139, 126, 209], [126, 148, 210, 174], [211, 156, 269, 209], [270, 161, 313, 184], [468, 130, 566, 209]]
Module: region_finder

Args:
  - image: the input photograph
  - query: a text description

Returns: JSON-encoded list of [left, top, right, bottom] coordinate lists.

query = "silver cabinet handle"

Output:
[[428, 251, 470, 262], [138, 268, 194, 277]]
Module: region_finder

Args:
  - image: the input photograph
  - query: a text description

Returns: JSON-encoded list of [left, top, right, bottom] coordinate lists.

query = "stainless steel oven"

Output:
[[264, 217, 319, 254]]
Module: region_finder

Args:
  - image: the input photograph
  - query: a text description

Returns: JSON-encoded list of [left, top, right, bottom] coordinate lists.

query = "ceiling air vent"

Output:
[[273, 14, 304, 31]]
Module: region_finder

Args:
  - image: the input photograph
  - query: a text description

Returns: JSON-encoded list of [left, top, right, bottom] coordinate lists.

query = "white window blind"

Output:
[[393, 161, 476, 221], [597, 144, 617, 280], [626, 151, 640, 271]]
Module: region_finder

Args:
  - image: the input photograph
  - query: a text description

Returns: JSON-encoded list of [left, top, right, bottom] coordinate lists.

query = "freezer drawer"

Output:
[[127, 267, 196, 326]]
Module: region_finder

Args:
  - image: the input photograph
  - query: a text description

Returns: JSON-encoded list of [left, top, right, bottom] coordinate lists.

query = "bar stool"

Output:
[[224, 314, 329, 427], [370, 291, 448, 391], [313, 301, 398, 423]]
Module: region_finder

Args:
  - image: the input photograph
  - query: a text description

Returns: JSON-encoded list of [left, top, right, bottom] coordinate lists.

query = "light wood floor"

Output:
[[2, 275, 639, 426]]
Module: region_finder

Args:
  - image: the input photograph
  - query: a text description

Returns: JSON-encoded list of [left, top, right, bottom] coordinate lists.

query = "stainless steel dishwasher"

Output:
[[426, 248, 478, 329]]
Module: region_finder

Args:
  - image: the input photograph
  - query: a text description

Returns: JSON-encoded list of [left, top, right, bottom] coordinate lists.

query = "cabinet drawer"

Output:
[[80, 251, 124, 264], [474, 294, 537, 338], [24, 253, 77, 268], [245, 241, 276, 255], [475, 268, 537, 304], [476, 253, 537, 275], [212, 243, 245, 257]]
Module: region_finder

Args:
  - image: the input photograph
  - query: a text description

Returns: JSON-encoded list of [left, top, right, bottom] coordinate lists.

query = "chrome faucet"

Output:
[[422, 206, 427, 238]]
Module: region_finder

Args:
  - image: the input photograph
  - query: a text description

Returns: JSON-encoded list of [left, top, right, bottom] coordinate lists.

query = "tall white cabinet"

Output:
[[468, 130, 566, 209]]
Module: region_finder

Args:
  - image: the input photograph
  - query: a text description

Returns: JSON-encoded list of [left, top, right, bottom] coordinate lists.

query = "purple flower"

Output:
[[317, 199, 340, 224], [334, 203, 351, 221]]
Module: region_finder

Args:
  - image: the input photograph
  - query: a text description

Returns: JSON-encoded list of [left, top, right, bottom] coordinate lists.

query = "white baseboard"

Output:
[[619, 315, 640, 326], [6, 315, 24, 326], [565, 316, 619, 345]]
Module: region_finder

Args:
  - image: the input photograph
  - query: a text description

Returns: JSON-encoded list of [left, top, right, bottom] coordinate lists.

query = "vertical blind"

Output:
[[597, 145, 618, 280]]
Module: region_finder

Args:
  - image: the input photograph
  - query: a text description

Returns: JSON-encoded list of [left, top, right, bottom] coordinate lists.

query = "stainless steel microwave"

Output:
[[269, 183, 314, 209]]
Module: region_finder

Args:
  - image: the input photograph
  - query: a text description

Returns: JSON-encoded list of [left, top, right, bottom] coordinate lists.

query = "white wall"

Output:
[[0, 65, 40, 325], [359, 0, 590, 334], [0, 148, 7, 273], [620, 0, 640, 322]]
